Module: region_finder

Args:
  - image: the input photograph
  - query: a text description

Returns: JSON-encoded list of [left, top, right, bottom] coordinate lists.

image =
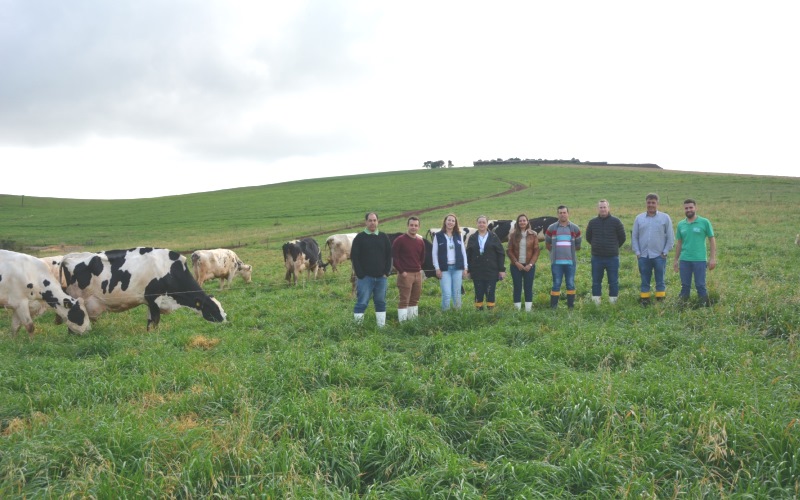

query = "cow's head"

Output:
[[200, 295, 227, 323], [237, 262, 253, 283]]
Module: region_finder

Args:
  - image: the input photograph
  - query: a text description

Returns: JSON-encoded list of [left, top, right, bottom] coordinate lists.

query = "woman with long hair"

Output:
[[432, 213, 469, 310], [506, 214, 541, 311]]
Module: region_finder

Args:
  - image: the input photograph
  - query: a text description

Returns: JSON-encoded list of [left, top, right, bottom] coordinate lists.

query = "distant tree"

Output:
[[447, 160, 454, 168], [423, 160, 445, 169]]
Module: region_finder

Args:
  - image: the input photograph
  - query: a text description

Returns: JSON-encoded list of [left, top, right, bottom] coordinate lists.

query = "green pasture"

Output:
[[1, 164, 799, 498]]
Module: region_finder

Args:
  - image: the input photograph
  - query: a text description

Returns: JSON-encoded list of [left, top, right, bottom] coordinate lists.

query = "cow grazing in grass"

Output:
[[324, 233, 357, 273], [0, 250, 91, 337], [283, 238, 326, 284], [191, 248, 252, 290], [61, 247, 226, 330]]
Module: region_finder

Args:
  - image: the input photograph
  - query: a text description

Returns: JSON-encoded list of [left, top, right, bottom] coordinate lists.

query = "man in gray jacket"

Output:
[[585, 199, 626, 305]]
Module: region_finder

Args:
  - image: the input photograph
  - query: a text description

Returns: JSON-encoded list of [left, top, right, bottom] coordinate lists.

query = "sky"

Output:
[[2, 1, 798, 200]]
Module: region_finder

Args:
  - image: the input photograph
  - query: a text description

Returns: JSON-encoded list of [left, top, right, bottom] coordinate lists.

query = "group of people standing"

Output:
[[350, 194, 716, 326]]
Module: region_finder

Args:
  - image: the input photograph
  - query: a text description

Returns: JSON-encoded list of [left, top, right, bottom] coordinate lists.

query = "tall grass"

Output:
[[1, 164, 799, 497]]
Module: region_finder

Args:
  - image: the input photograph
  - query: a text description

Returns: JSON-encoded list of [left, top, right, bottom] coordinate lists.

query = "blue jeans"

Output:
[[638, 256, 666, 293], [473, 279, 498, 306], [439, 266, 464, 310], [510, 264, 535, 302], [591, 256, 620, 297], [679, 261, 708, 297], [354, 276, 388, 313], [551, 263, 575, 292]]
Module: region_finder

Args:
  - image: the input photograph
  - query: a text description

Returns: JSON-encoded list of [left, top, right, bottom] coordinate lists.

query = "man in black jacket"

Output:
[[351, 212, 393, 327], [585, 199, 626, 305]]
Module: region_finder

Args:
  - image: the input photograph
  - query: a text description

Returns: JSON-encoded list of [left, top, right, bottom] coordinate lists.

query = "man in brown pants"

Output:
[[392, 216, 426, 322]]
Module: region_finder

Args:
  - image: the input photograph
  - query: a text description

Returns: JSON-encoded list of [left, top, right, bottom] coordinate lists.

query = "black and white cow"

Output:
[[386, 233, 436, 278], [0, 249, 91, 337], [283, 238, 326, 285], [426, 226, 477, 244], [490, 217, 558, 242], [60, 247, 227, 330]]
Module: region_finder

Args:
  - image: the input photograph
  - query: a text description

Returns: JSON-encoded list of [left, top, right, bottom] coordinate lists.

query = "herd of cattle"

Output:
[[0, 217, 556, 338]]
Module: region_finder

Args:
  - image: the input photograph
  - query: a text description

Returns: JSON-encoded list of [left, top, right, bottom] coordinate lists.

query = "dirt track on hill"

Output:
[[304, 179, 528, 239]]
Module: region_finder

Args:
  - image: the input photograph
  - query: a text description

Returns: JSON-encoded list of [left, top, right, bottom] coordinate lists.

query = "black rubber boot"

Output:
[[550, 295, 559, 309], [567, 294, 575, 309]]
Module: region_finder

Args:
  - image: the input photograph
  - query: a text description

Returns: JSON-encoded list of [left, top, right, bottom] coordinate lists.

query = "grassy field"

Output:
[[1, 164, 799, 497]]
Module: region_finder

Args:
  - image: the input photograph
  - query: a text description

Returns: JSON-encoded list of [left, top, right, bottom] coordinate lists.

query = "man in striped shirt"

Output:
[[545, 205, 582, 309]]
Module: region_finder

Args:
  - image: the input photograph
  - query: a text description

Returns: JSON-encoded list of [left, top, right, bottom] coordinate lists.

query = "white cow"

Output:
[[191, 249, 252, 290], [0, 250, 91, 337], [325, 233, 357, 273]]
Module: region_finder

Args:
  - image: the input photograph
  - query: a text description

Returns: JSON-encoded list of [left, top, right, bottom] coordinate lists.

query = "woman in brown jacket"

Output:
[[506, 214, 541, 311]]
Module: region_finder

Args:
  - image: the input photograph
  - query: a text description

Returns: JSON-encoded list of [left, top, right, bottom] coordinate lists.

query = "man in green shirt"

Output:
[[673, 199, 716, 306]]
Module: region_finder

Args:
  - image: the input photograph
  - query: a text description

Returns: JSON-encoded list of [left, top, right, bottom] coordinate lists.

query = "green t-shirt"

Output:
[[676, 216, 714, 261]]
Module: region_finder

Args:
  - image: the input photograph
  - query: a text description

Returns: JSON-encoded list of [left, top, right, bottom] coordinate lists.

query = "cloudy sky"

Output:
[[2, 1, 798, 199]]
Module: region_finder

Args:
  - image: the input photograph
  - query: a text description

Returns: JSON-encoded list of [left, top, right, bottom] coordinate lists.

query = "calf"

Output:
[[324, 233, 357, 272], [283, 238, 326, 285], [191, 248, 253, 290], [61, 247, 227, 330], [0, 250, 91, 337]]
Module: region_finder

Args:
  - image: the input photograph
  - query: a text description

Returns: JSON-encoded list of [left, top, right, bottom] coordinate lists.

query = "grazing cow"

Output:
[[38, 255, 68, 288], [324, 233, 357, 272], [0, 250, 91, 337], [61, 247, 227, 330], [283, 238, 326, 284], [191, 248, 253, 290]]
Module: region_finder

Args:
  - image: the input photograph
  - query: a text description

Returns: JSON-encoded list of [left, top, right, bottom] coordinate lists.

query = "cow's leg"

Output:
[[12, 304, 35, 338], [146, 300, 161, 331]]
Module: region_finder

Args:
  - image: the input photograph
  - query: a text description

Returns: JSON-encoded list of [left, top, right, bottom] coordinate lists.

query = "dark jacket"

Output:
[[585, 214, 626, 257], [466, 231, 506, 280], [351, 231, 393, 279]]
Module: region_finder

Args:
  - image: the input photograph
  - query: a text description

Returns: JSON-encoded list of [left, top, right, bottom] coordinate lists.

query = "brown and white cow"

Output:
[[324, 233, 357, 272], [0, 250, 91, 337], [191, 248, 252, 290], [61, 247, 227, 330], [283, 238, 326, 285]]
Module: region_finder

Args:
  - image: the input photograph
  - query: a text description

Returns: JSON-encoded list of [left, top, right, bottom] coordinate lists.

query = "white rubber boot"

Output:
[[525, 302, 532, 312], [397, 308, 408, 322], [408, 306, 418, 320], [376, 311, 386, 328], [354, 313, 364, 323], [514, 302, 521, 310], [592, 296, 601, 305], [609, 296, 618, 305]]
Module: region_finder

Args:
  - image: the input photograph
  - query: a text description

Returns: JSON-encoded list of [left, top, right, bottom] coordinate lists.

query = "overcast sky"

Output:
[[2, 1, 798, 199]]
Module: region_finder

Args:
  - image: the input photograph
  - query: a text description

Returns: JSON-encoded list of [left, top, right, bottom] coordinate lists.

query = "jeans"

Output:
[[679, 261, 708, 297], [637, 256, 666, 293], [439, 266, 464, 310], [354, 276, 388, 313], [591, 256, 620, 297], [510, 264, 535, 302], [473, 279, 498, 306], [551, 263, 575, 292], [396, 271, 422, 308]]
